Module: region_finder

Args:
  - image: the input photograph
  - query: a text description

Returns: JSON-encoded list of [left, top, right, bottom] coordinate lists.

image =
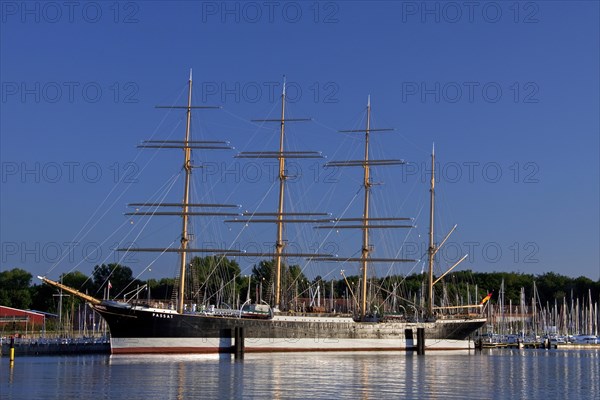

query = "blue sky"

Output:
[[1, 1, 598, 282]]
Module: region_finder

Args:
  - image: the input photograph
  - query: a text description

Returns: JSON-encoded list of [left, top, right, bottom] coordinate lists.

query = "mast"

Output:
[[113, 71, 242, 314], [424, 145, 475, 316], [427, 144, 435, 317], [318, 98, 414, 320], [230, 76, 328, 311], [177, 70, 194, 314], [274, 79, 287, 309], [41, 73, 247, 315], [360, 96, 372, 318]]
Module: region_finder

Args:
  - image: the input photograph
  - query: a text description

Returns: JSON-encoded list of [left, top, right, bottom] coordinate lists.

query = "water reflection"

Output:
[[2, 350, 598, 399]]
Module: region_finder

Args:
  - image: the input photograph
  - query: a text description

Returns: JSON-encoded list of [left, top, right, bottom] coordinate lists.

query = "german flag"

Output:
[[480, 292, 493, 305]]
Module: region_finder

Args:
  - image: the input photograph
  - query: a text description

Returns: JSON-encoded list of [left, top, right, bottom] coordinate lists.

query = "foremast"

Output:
[[117, 71, 242, 314]]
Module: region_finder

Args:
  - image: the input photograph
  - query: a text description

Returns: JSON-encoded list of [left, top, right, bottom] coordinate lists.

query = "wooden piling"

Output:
[[405, 328, 415, 351], [234, 327, 245, 359], [417, 328, 425, 355]]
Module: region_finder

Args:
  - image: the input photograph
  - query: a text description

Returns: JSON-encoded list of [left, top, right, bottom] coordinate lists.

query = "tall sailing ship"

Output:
[[40, 73, 486, 353]]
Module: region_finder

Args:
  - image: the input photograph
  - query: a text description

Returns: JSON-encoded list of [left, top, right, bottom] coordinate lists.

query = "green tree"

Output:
[[252, 260, 274, 283], [30, 282, 58, 313], [0, 268, 33, 309], [146, 278, 176, 300], [250, 259, 308, 307], [91, 263, 141, 299], [191, 256, 241, 306], [61, 271, 94, 294]]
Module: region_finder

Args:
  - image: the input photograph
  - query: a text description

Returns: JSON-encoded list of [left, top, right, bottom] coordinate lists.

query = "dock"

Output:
[[480, 341, 600, 350], [0, 337, 110, 356]]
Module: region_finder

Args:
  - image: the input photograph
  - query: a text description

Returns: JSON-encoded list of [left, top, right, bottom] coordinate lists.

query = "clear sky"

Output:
[[1, 1, 598, 282]]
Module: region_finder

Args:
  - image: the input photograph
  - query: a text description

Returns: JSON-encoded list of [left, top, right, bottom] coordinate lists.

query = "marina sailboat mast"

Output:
[[319, 97, 415, 319]]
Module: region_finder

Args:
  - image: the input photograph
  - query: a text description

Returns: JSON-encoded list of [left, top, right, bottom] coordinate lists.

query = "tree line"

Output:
[[1, 258, 599, 314]]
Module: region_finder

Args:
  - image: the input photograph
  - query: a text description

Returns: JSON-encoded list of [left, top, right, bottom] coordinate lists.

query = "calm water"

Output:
[[2, 350, 599, 399]]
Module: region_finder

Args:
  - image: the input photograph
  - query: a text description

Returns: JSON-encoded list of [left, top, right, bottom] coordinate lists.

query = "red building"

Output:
[[0, 306, 46, 335]]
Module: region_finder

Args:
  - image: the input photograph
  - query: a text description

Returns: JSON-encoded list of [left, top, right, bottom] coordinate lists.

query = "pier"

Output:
[[1, 336, 110, 357]]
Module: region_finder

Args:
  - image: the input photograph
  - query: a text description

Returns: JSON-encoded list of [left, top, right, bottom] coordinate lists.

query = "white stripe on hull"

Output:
[[111, 337, 474, 354]]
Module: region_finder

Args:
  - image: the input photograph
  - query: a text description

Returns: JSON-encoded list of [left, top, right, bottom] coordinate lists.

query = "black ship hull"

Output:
[[94, 302, 486, 354]]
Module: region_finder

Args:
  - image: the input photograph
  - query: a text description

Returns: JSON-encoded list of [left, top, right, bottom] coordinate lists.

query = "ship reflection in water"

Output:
[[4, 351, 599, 399]]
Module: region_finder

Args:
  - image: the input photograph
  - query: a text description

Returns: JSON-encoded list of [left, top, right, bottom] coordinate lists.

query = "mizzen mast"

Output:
[[427, 144, 435, 317], [426, 145, 475, 316]]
